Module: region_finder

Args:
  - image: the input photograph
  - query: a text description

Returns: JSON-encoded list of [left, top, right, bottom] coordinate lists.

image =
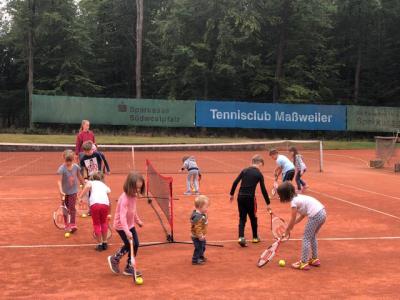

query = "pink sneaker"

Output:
[[291, 261, 311, 270], [308, 258, 321, 267]]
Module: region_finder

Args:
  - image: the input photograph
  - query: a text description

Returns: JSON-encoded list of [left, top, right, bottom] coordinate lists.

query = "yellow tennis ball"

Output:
[[279, 259, 286, 267], [135, 277, 144, 285], [81, 213, 87, 218], [64, 232, 71, 238]]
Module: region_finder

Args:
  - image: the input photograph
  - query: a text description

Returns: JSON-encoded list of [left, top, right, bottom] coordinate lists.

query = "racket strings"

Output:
[[271, 217, 288, 240]]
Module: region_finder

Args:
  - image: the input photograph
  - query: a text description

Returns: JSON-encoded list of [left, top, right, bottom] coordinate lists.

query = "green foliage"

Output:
[[1, 0, 400, 127]]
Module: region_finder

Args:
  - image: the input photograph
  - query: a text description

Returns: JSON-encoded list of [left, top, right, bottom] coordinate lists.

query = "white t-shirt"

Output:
[[291, 194, 324, 217], [276, 154, 295, 177], [88, 180, 111, 206]]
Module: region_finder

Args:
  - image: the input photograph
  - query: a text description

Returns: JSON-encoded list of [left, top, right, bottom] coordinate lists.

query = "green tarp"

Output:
[[347, 105, 400, 132]]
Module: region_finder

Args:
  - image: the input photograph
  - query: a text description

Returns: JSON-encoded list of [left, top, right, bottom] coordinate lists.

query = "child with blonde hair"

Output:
[[190, 195, 209, 265]]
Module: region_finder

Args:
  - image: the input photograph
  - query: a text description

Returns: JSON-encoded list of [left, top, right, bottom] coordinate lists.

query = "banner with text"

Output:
[[347, 105, 400, 132], [196, 101, 346, 131], [32, 95, 195, 127]]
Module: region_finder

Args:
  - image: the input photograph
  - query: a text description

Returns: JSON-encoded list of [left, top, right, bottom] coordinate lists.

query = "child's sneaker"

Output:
[[238, 237, 248, 247], [70, 226, 78, 233], [291, 261, 311, 270], [199, 256, 207, 262], [184, 191, 192, 196], [95, 244, 103, 252], [308, 258, 321, 267], [192, 260, 205, 265], [123, 265, 142, 276], [107, 255, 120, 274], [194, 191, 201, 195], [252, 237, 261, 243], [102, 243, 108, 250]]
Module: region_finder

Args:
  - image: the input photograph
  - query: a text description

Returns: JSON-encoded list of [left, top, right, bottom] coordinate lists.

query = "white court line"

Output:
[[324, 153, 370, 167], [0, 157, 43, 178], [309, 189, 400, 221], [0, 196, 55, 200], [0, 157, 15, 164], [1, 236, 400, 249]]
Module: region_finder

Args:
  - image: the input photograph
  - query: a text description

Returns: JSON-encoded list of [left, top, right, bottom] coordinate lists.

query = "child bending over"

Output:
[[79, 172, 111, 251], [180, 156, 201, 195], [277, 182, 326, 270]]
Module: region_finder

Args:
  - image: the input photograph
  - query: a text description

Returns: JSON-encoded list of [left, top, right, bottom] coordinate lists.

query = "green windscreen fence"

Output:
[[32, 95, 195, 127], [347, 105, 400, 132]]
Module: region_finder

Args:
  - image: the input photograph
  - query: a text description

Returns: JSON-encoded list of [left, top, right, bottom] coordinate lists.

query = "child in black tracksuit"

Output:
[[230, 155, 270, 247]]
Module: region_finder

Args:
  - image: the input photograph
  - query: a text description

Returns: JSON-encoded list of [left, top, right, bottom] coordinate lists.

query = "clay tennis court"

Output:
[[1, 147, 400, 299]]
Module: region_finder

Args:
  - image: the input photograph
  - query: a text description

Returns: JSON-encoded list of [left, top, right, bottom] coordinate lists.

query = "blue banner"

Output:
[[196, 101, 346, 131]]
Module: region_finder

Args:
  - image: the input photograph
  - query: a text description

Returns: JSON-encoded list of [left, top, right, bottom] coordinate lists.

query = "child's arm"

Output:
[[285, 207, 298, 237], [57, 179, 65, 199], [295, 214, 306, 224], [229, 171, 243, 202], [274, 166, 282, 180], [99, 152, 110, 174], [259, 175, 271, 207], [79, 182, 91, 199], [77, 168, 85, 186]]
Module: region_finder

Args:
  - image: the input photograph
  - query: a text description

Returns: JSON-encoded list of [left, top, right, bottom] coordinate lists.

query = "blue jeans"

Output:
[[192, 237, 206, 262]]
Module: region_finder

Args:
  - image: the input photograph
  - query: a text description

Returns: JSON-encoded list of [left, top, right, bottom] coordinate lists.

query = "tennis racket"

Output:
[[268, 208, 290, 241], [53, 196, 70, 230], [271, 181, 278, 198], [129, 239, 143, 285], [257, 237, 283, 267], [92, 223, 112, 241]]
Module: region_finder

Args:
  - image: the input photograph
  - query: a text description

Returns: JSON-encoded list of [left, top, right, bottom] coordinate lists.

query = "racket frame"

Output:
[[129, 239, 140, 285], [257, 238, 282, 267]]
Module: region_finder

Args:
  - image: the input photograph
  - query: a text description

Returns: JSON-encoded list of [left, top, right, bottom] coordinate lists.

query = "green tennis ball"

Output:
[[279, 259, 286, 267], [64, 232, 71, 238], [135, 277, 144, 285], [81, 213, 87, 218]]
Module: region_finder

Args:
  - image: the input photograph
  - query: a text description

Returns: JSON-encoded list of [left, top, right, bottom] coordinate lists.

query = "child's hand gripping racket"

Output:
[[53, 195, 70, 230], [76, 184, 90, 217], [129, 239, 143, 285]]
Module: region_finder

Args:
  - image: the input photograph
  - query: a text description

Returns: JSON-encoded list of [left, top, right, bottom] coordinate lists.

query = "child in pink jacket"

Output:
[[107, 172, 145, 276]]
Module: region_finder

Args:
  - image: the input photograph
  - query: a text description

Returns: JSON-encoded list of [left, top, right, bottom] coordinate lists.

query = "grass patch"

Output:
[[0, 133, 378, 150]]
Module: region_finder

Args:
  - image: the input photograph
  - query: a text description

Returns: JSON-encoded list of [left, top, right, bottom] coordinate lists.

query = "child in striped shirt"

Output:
[[107, 172, 145, 276], [289, 147, 308, 193]]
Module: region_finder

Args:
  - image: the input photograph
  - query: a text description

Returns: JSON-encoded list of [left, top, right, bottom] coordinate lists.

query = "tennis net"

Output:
[[374, 132, 399, 167], [0, 140, 323, 176]]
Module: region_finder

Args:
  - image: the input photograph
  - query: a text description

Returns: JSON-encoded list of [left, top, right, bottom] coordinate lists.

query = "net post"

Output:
[[319, 141, 323, 172]]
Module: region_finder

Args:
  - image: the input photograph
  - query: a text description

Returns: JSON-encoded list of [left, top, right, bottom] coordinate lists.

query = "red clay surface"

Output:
[[1, 149, 400, 299]]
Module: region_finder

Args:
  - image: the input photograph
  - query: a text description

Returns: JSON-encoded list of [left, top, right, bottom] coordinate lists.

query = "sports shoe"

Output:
[[308, 258, 321, 267], [102, 243, 108, 250], [291, 261, 311, 270], [238, 237, 248, 247], [123, 265, 142, 276], [194, 192, 200, 195], [192, 260, 205, 265], [184, 191, 192, 196], [199, 256, 207, 262], [70, 226, 78, 233], [107, 255, 120, 274], [252, 237, 261, 243]]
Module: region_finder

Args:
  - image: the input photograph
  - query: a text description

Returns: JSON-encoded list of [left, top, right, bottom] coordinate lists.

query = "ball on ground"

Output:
[[64, 232, 71, 238], [278, 259, 286, 267], [81, 213, 87, 218], [135, 277, 144, 285]]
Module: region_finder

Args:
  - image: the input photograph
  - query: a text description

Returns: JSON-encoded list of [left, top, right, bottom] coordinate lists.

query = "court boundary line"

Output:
[[0, 157, 43, 179], [1, 236, 400, 249], [309, 189, 400, 221]]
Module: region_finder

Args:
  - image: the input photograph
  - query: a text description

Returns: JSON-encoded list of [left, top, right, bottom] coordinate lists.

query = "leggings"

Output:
[[295, 170, 307, 190], [64, 194, 77, 228], [237, 196, 258, 239], [90, 203, 109, 238], [113, 227, 139, 267], [283, 169, 295, 182], [301, 209, 326, 262]]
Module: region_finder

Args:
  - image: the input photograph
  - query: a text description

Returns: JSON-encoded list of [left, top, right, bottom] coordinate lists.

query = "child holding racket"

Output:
[[180, 156, 201, 195], [230, 155, 270, 247], [277, 182, 326, 270], [289, 146, 308, 193], [57, 150, 85, 233], [79, 172, 111, 251], [108, 172, 144, 276], [269, 149, 295, 182], [190, 195, 209, 265]]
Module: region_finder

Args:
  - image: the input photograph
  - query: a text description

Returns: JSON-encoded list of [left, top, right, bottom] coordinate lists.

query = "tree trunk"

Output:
[[353, 45, 362, 102], [135, 0, 143, 99], [273, 0, 290, 103], [27, 0, 35, 129]]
